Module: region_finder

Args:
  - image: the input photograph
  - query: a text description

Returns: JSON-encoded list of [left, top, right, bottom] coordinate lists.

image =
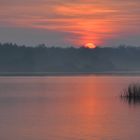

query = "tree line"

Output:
[[0, 43, 140, 73]]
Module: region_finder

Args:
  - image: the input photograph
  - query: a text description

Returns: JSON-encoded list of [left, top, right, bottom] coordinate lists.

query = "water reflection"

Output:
[[121, 96, 140, 106], [0, 76, 140, 140]]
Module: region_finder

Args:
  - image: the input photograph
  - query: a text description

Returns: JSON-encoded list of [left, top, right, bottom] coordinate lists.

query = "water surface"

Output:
[[0, 76, 140, 140]]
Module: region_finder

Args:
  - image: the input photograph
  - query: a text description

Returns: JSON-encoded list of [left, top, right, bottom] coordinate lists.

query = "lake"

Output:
[[0, 76, 140, 140]]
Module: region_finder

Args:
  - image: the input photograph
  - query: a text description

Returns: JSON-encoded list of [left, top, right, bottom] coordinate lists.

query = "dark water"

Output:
[[0, 76, 140, 140]]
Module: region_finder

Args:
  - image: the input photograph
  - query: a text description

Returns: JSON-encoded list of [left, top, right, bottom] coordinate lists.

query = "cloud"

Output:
[[0, 0, 140, 46]]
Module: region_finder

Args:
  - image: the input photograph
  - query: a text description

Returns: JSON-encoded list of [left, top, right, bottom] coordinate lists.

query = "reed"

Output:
[[121, 83, 140, 100]]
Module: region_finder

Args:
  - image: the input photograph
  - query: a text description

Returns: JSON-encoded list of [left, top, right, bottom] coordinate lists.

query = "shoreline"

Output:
[[1, 71, 140, 76]]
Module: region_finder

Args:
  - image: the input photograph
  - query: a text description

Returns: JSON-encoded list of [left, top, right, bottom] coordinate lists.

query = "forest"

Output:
[[0, 43, 140, 75]]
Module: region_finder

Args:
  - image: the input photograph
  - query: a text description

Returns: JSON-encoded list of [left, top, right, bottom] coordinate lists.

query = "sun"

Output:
[[85, 43, 96, 49]]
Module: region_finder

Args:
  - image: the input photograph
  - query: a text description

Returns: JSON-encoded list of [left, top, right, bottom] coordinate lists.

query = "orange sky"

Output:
[[0, 0, 140, 46]]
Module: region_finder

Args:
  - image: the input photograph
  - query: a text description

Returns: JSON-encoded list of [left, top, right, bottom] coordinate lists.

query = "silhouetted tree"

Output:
[[0, 43, 139, 73]]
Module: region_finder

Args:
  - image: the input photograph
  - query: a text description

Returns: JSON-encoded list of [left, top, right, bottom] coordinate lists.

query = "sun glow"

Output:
[[85, 43, 96, 49], [1, 1, 139, 46]]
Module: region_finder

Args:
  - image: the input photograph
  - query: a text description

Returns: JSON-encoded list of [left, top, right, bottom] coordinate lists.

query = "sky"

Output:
[[0, 0, 140, 47]]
